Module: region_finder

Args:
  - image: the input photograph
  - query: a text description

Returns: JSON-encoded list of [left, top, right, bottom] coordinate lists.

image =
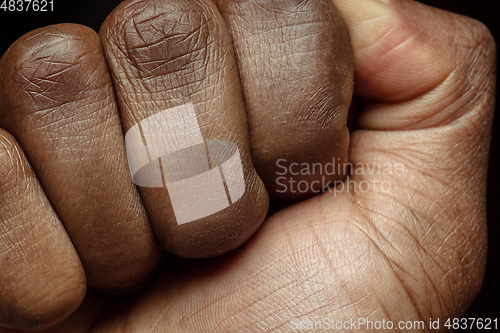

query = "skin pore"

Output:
[[0, 0, 495, 331]]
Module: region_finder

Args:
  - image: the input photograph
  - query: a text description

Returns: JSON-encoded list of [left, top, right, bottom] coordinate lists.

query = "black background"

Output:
[[0, 0, 498, 321]]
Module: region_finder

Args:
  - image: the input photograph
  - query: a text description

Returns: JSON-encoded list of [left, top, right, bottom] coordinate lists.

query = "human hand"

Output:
[[0, 0, 495, 331]]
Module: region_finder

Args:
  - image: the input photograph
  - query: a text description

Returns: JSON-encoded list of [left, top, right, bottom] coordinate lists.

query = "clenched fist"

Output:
[[0, 0, 495, 331]]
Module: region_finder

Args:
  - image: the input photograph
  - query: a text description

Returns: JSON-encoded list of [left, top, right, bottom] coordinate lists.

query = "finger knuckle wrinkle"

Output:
[[448, 18, 496, 120], [0, 134, 25, 190], [109, 0, 218, 77], [245, 0, 314, 12], [456, 18, 496, 67], [2, 26, 102, 109]]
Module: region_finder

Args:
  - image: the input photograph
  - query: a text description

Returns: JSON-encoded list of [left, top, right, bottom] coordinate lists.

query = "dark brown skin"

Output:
[[0, 131, 85, 330], [0, 0, 495, 331], [216, 0, 353, 200], [0, 25, 162, 292], [98, 0, 270, 258]]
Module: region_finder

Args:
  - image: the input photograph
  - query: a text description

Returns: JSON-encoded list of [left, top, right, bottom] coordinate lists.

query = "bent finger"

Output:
[[0, 130, 86, 331], [0, 24, 162, 291], [327, 0, 495, 315], [216, 0, 354, 200], [100, 0, 269, 258]]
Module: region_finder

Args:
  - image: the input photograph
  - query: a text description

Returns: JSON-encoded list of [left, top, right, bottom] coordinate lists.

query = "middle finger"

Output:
[[100, 0, 269, 258]]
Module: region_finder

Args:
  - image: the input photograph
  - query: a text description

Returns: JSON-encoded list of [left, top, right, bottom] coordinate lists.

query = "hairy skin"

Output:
[[0, 0, 496, 331]]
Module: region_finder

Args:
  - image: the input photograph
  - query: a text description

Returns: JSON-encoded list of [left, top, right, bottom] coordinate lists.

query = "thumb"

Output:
[[334, 0, 495, 130], [330, 0, 495, 317]]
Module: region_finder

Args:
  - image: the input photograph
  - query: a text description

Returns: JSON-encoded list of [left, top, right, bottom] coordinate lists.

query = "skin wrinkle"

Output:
[[118, 8, 211, 78], [284, 222, 376, 328], [204, 232, 337, 331], [0, 137, 86, 330], [180, 256, 294, 325], [0, 0, 494, 330], [2, 24, 163, 297], [210, 283, 291, 330], [122, 57, 213, 101], [0, 214, 44, 258], [416, 254, 451, 316], [354, 179, 454, 246], [352, 187, 480, 316], [353, 227, 428, 322], [217, 0, 353, 199], [378, 74, 458, 127], [13, 55, 107, 135], [346, 185, 452, 318], [32, 56, 85, 92], [0, 153, 21, 196], [98, 0, 268, 259], [115, 8, 218, 104], [358, 5, 495, 129], [355, 38, 450, 103]]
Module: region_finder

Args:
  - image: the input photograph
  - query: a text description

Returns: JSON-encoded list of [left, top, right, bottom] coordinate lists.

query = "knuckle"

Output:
[[222, 0, 331, 20], [0, 24, 102, 112], [103, 0, 223, 78], [0, 131, 24, 195], [449, 16, 496, 121], [454, 16, 496, 70], [236, 0, 313, 10]]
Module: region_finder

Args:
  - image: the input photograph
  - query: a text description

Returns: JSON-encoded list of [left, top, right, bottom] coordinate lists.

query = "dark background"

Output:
[[0, 0, 498, 321]]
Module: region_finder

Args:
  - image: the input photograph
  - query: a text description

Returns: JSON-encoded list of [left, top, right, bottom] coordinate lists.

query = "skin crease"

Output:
[[98, 0, 270, 258], [0, 25, 163, 292], [0, 0, 496, 332], [214, 0, 354, 202]]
